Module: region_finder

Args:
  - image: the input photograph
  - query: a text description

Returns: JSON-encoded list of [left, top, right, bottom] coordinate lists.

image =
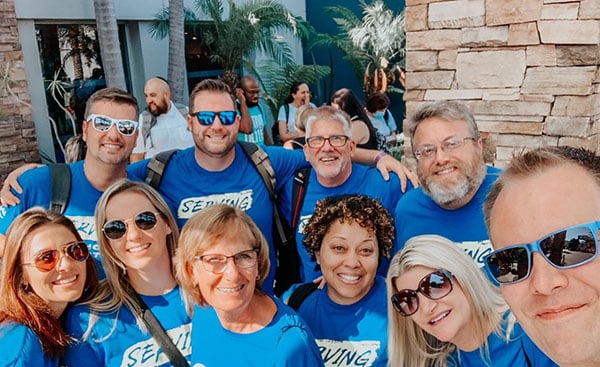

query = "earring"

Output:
[[256, 275, 261, 281], [21, 283, 32, 292]]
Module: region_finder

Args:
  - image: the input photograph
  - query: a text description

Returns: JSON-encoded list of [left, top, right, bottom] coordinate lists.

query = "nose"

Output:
[[222, 257, 240, 275], [125, 221, 144, 241], [55, 251, 72, 272], [528, 252, 568, 295], [321, 138, 335, 151], [342, 251, 361, 268], [417, 292, 439, 315], [433, 145, 451, 164]]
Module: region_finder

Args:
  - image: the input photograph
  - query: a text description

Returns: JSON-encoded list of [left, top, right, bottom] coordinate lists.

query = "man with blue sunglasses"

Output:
[[484, 146, 600, 367]]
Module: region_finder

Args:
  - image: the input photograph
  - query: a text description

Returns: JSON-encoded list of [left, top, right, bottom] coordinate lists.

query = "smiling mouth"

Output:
[[538, 304, 586, 319], [435, 167, 455, 175], [218, 284, 244, 293], [430, 310, 451, 325], [339, 274, 361, 283], [53, 275, 78, 285], [128, 243, 150, 253]]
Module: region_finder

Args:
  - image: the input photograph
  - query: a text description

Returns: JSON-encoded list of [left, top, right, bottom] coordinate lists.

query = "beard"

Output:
[[149, 98, 169, 116], [420, 154, 487, 208]]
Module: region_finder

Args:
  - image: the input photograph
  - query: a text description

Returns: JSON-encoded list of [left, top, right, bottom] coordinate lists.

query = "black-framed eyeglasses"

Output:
[[484, 221, 600, 285], [22, 241, 90, 272], [87, 114, 139, 136], [192, 111, 237, 126], [306, 135, 350, 149], [413, 137, 476, 160], [194, 249, 259, 274], [102, 211, 160, 240], [391, 269, 454, 316]]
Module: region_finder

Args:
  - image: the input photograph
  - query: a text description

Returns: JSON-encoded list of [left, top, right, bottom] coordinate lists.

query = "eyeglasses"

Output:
[[192, 111, 237, 126], [485, 221, 600, 285], [87, 114, 139, 136], [194, 249, 259, 274], [391, 269, 453, 316], [22, 241, 90, 272], [102, 211, 160, 240], [306, 135, 350, 149], [413, 137, 476, 160]]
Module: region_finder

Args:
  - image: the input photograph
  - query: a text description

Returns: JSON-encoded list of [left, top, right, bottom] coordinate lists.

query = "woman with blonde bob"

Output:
[[0, 208, 98, 365], [387, 235, 557, 367], [63, 179, 191, 366], [175, 204, 323, 366]]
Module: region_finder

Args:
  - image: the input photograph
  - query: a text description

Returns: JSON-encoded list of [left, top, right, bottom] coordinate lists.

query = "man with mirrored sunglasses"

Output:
[[0, 88, 139, 278], [393, 100, 501, 267], [484, 145, 600, 367]]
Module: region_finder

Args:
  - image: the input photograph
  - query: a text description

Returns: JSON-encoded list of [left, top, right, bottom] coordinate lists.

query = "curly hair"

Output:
[[302, 195, 394, 264]]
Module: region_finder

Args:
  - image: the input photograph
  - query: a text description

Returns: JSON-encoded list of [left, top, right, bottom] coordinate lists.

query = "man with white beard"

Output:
[[393, 101, 501, 267]]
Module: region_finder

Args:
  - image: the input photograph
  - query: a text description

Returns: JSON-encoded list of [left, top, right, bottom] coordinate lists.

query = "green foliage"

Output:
[[148, 7, 198, 40]]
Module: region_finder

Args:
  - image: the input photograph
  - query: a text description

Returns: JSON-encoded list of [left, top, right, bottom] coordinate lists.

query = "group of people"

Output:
[[0, 76, 598, 367]]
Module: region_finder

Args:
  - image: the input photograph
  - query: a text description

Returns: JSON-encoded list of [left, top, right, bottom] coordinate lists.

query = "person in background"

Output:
[[283, 104, 314, 150], [284, 195, 394, 367], [63, 179, 191, 366], [0, 208, 98, 366], [330, 88, 380, 150], [365, 92, 397, 142], [130, 77, 193, 162], [175, 204, 324, 366], [277, 81, 314, 144], [236, 76, 271, 145], [387, 235, 557, 367]]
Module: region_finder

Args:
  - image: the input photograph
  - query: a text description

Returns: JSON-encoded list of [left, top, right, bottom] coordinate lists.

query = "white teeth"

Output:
[[430, 310, 450, 324], [54, 275, 77, 285], [321, 157, 335, 162], [436, 168, 454, 175], [218, 285, 244, 293], [339, 274, 360, 282], [104, 144, 121, 149], [128, 244, 150, 253]]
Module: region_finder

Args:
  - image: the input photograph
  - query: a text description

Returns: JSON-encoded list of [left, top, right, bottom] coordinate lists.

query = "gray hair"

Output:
[[305, 105, 352, 138]]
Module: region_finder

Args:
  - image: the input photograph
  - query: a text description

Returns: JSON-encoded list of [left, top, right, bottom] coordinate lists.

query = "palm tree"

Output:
[[167, 0, 186, 103], [93, 0, 126, 89]]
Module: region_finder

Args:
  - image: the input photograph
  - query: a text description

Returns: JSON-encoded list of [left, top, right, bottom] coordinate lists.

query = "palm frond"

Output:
[[147, 7, 198, 40]]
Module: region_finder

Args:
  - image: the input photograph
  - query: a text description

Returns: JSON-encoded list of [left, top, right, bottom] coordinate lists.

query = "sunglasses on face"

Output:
[[485, 221, 600, 285], [102, 211, 160, 240], [87, 114, 138, 136], [191, 111, 237, 126], [22, 241, 90, 272], [391, 269, 454, 317]]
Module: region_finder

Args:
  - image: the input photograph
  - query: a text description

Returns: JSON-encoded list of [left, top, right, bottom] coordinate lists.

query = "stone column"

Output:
[[404, 0, 600, 167]]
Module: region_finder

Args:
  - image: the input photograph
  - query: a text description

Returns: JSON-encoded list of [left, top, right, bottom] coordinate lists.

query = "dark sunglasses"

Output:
[[391, 269, 453, 317], [192, 111, 237, 126], [102, 211, 160, 240], [485, 221, 600, 285], [87, 114, 138, 136], [22, 241, 90, 272]]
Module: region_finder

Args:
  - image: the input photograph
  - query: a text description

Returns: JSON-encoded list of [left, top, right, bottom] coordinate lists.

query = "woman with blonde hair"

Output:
[[63, 179, 191, 366], [175, 204, 323, 366], [0, 208, 98, 365], [387, 235, 557, 367]]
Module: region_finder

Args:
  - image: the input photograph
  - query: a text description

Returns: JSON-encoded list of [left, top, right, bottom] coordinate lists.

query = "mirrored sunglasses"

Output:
[[22, 241, 90, 272], [192, 111, 237, 126], [391, 269, 454, 317], [87, 114, 138, 136], [485, 221, 600, 285], [102, 211, 160, 240]]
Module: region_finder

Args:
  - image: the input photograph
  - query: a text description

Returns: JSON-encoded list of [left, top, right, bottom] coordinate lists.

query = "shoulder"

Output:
[[0, 323, 51, 365]]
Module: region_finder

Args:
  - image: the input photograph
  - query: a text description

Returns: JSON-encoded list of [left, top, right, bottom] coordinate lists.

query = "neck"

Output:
[[83, 159, 128, 191], [438, 188, 478, 210], [216, 292, 275, 333], [193, 146, 236, 172], [316, 166, 353, 188], [128, 258, 177, 296], [454, 319, 494, 352]]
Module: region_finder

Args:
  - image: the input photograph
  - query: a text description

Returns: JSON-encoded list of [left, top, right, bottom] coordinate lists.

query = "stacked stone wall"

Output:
[[0, 0, 38, 182], [404, 0, 600, 167]]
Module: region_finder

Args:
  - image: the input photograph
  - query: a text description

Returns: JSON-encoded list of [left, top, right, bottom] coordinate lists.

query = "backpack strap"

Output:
[[49, 163, 71, 214], [145, 149, 178, 190], [141, 110, 155, 149], [287, 283, 319, 310], [284, 103, 290, 124], [291, 167, 310, 230]]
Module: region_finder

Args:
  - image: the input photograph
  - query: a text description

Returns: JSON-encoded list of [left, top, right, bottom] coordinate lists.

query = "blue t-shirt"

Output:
[[238, 104, 268, 144], [284, 276, 388, 367], [393, 166, 502, 267], [190, 296, 324, 366], [279, 163, 406, 281], [63, 286, 191, 367], [0, 160, 138, 278], [447, 318, 557, 367], [128, 145, 308, 294], [0, 322, 57, 367]]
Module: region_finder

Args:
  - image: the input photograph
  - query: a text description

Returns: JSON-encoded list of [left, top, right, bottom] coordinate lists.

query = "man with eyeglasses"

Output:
[[483, 145, 600, 367], [0, 88, 139, 274], [393, 100, 501, 266], [278, 106, 406, 282]]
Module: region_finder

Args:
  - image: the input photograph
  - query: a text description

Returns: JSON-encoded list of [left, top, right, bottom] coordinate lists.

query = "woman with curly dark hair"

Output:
[[284, 194, 394, 367]]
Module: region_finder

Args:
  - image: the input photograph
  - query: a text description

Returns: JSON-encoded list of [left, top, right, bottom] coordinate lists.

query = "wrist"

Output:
[[374, 151, 388, 165]]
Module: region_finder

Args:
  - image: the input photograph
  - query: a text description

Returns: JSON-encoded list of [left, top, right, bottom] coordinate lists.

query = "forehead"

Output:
[[144, 80, 167, 94], [105, 191, 155, 219], [296, 84, 309, 92], [489, 163, 600, 249], [393, 265, 435, 289], [193, 91, 235, 110], [309, 118, 345, 135], [413, 117, 471, 144], [23, 224, 77, 256], [89, 100, 137, 121], [244, 80, 259, 90]]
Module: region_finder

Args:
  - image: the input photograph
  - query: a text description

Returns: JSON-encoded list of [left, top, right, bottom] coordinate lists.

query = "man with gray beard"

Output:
[[392, 101, 501, 267]]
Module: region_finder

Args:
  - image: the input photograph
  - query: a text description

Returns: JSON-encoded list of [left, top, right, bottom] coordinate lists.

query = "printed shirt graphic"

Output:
[[238, 104, 267, 144], [190, 297, 324, 367], [63, 286, 191, 367], [393, 166, 502, 267], [279, 164, 406, 282], [0, 160, 120, 278], [0, 323, 57, 367], [287, 276, 388, 367], [127, 145, 308, 294]]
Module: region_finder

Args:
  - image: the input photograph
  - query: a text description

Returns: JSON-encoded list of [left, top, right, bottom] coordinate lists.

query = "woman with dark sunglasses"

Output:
[[63, 179, 191, 366], [0, 208, 98, 366], [386, 235, 557, 367]]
